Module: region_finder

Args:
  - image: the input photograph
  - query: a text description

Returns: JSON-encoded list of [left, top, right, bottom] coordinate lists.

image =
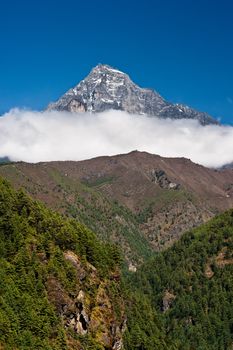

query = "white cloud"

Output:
[[0, 108, 233, 168]]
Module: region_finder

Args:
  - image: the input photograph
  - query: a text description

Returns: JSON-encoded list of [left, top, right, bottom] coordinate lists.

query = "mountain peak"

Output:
[[91, 63, 125, 74], [47, 64, 218, 125]]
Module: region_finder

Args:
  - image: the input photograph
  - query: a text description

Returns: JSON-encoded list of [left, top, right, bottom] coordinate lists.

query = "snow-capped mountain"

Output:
[[47, 64, 218, 125]]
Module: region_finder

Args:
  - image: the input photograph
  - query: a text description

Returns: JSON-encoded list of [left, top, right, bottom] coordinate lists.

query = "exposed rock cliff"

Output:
[[48, 64, 217, 125]]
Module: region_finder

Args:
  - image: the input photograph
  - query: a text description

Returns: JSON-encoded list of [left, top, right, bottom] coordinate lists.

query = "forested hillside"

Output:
[[1, 151, 232, 268], [1, 177, 233, 349], [0, 178, 125, 349], [125, 209, 233, 349]]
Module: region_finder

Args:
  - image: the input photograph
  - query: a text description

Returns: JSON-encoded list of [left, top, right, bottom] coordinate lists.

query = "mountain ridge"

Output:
[[1, 151, 232, 265], [47, 64, 218, 125]]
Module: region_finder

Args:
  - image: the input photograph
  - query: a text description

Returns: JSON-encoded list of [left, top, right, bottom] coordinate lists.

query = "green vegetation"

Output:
[[136, 189, 195, 224], [66, 196, 154, 265], [123, 291, 177, 350], [0, 163, 207, 266], [0, 178, 122, 349], [81, 175, 115, 188], [49, 169, 154, 264], [1, 174, 233, 349], [125, 209, 233, 349]]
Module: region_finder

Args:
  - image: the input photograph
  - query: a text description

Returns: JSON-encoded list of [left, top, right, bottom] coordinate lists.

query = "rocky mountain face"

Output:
[[47, 64, 217, 125], [1, 151, 232, 267]]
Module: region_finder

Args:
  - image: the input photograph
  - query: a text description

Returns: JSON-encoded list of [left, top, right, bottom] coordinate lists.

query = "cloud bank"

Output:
[[0, 109, 233, 168]]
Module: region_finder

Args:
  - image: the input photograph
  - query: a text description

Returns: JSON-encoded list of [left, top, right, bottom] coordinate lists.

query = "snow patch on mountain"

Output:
[[47, 64, 218, 126]]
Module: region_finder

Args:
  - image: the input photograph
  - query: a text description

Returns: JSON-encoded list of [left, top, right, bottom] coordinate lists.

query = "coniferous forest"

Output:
[[0, 177, 233, 349]]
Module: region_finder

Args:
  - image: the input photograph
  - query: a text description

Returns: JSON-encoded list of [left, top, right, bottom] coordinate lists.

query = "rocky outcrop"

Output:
[[150, 169, 180, 190], [205, 246, 233, 280], [47, 64, 218, 125], [46, 251, 126, 349], [224, 183, 233, 198], [162, 290, 176, 312], [128, 263, 137, 272]]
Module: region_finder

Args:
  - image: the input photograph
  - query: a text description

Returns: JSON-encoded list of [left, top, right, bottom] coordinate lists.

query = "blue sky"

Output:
[[0, 0, 233, 124]]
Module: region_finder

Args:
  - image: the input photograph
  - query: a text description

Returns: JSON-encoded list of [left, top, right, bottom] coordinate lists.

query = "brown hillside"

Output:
[[0, 151, 232, 264]]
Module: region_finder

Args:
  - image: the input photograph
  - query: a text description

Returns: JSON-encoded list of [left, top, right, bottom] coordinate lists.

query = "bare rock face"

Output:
[[162, 290, 176, 312], [150, 169, 180, 190], [46, 251, 126, 349], [47, 64, 218, 126]]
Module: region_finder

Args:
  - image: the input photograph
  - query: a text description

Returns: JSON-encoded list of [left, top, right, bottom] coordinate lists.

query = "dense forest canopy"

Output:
[[125, 209, 233, 349], [0, 178, 123, 349]]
